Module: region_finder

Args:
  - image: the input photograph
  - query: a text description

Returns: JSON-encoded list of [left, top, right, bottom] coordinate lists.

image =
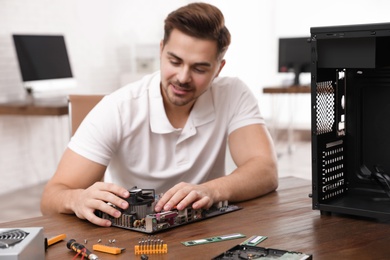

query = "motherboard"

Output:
[[96, 187, 241, 234], [212, 245, 312, 259]]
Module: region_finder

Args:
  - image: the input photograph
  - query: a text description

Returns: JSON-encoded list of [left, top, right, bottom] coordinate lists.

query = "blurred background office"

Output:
[[1, 0, 390, 221]]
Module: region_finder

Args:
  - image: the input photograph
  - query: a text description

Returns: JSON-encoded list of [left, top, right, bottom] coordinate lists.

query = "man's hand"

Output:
[[71, 182, 130, 227], [154, 182, 217, 212]]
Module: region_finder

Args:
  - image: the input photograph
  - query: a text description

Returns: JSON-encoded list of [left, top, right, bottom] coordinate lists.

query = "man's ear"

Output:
[[215, 59, 226, 77], [160, 40, 164, 56]]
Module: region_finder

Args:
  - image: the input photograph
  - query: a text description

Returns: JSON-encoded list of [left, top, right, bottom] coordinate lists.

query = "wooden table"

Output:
[[263, 85, 311, 94], [263, 85, 311, 154], [0, 97, 68, 116], [1, 177, 389, 259]]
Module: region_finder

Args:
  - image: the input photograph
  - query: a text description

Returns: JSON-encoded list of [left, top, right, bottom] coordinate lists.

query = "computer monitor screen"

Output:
[[278, 37, 311, 86], [12, 34, 76, 95]]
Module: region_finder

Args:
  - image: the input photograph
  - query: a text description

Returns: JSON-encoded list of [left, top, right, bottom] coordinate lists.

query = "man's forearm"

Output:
[[40, 184, 80, 215], [203, 157, 278, 203]]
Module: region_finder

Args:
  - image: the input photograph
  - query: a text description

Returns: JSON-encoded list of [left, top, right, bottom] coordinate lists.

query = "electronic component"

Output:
[[92, 244, 125, 255], [67, 239, 98, 260], [0, 228, 45, 260], [140, 254, 149, 260], [134, 236, 167, 255], [0, 229, 30, 249], [240, 235, 267, 246], [181, 233, 245, 246], [212, 245, 312, 260], [45, 233, 66, 249], [96, 187, 241, 234]]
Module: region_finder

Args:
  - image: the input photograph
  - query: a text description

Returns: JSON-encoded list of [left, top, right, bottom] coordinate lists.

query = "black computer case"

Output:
[[311, 22, 390, 220]]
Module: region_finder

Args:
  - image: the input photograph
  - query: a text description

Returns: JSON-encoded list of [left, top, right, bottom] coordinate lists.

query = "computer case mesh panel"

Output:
[[315, 81, 334, 135], [312, 78, 347, 206]]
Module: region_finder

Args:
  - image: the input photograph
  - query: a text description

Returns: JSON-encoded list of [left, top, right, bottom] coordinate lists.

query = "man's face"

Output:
[[160, 29, 225, 109]]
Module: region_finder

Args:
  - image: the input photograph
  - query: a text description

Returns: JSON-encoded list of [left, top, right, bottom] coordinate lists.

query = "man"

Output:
[[41, 2, 278, 227]]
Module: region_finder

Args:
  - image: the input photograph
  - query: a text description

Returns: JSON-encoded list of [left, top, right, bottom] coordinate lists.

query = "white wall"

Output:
[[1, 0, 390, 194], [0, 0, 189, 195], [266, 0, 390, 128]]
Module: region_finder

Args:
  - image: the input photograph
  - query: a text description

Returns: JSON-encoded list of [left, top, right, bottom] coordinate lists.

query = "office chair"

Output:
[[67, 94, 105, 136]]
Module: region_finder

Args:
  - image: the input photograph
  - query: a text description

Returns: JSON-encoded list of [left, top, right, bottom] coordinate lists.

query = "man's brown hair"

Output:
[[163, 2, 231, 60]]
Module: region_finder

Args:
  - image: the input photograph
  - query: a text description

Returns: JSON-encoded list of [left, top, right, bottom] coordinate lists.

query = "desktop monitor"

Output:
[[12, 34, 77, 96], [278, 37, 311, 86]]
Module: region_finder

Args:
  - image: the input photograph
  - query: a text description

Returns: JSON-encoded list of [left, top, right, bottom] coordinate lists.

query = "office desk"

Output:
[[263, 85, 311, 154], [0, 97, 69, 199], [0, 98, 68, 116], [1, 177, 389, 259], [263, 85, 311, 94]]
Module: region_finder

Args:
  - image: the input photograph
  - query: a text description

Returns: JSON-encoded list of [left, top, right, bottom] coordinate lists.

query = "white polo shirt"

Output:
[[68, 71, 264, 194]]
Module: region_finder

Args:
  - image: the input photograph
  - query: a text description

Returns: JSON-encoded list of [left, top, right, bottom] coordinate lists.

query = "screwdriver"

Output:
[[67, 239, 99, 260]]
